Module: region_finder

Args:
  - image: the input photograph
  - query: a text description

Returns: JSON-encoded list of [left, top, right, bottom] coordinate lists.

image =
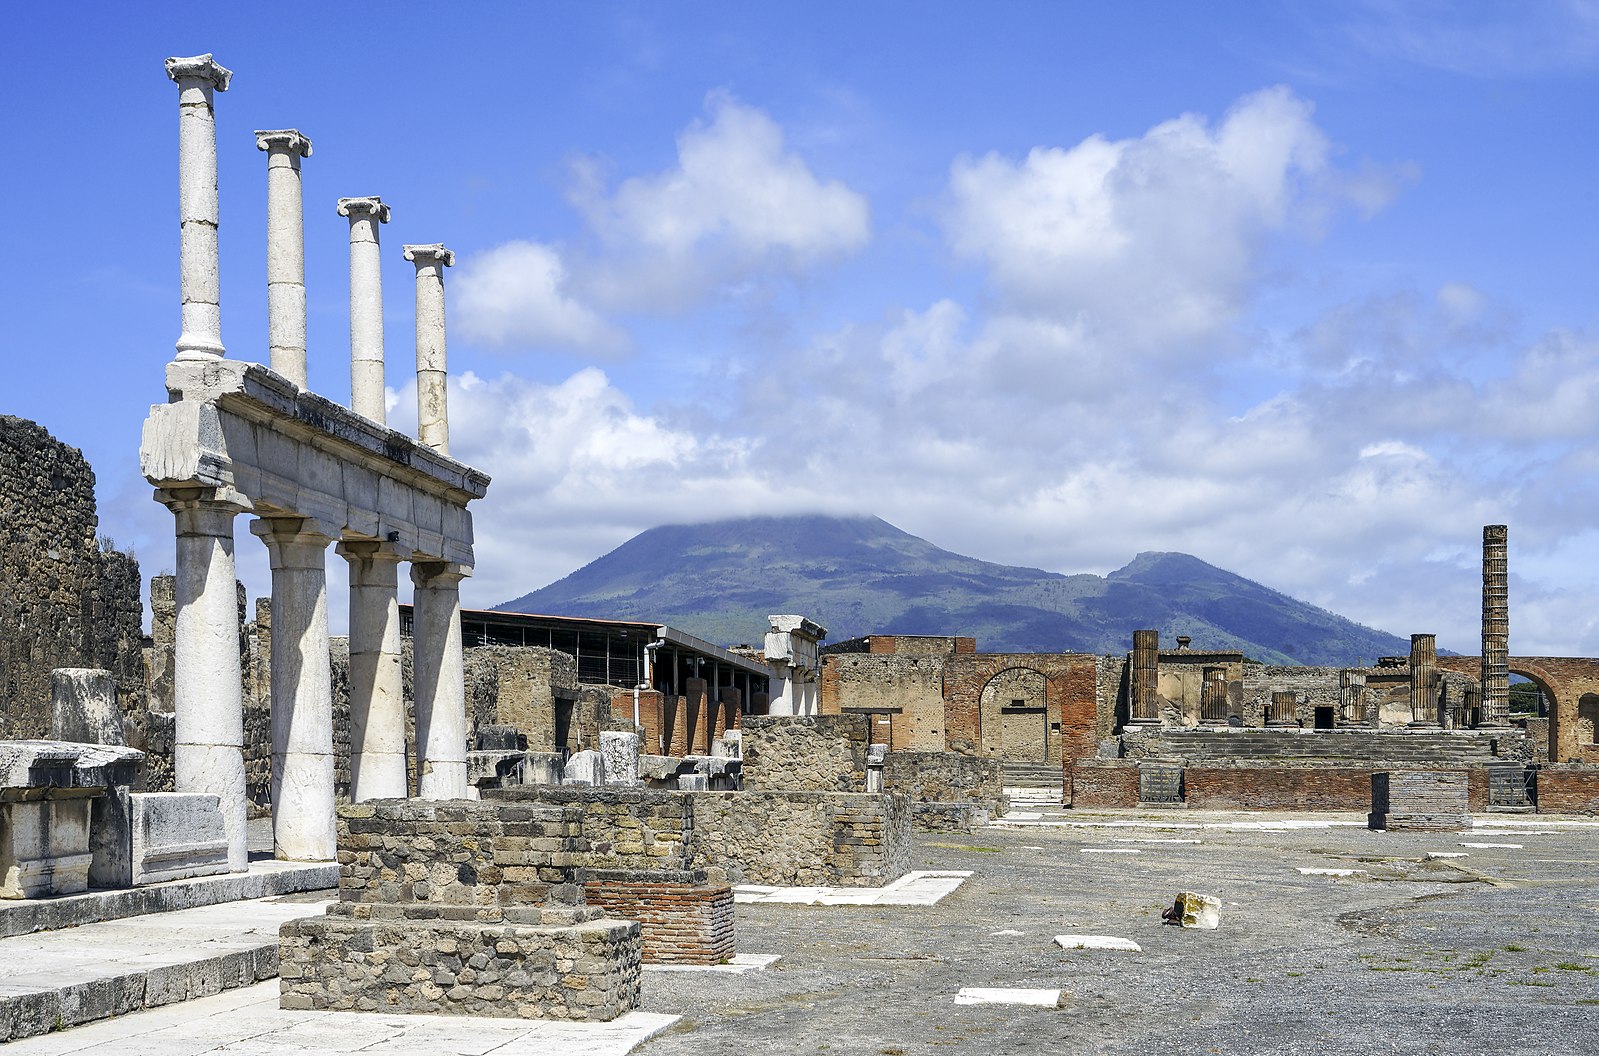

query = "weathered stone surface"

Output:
[[50, 669, 125, 746], [600, 732, 640, 787], [565, 750, 605, 787], [742, 715, 869, 793], [1170, 891, 1220, 929], [1369, 770, 1473, 831], [130, 792, 230, 885]]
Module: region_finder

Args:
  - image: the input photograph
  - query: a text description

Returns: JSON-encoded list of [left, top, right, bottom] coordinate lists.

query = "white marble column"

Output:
[[339, 540, 408, 800], [411, 560, 468, 799], [165, 54, 232, 361], [160, 489, 248, 871], [251, 519, 336, 861], [256, 130, 312, 387], [338, 197, 391, 422], [404, 244, 455, 454]]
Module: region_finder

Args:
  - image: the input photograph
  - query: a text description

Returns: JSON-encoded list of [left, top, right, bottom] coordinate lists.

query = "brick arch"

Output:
[[942, 653, 1098, 767], [1434, 656, 1599, 763]]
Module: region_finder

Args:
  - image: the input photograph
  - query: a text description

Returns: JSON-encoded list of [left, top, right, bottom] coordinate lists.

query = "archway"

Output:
[[1578, 694, 1599, 747], [979, 667, 1048, 762]]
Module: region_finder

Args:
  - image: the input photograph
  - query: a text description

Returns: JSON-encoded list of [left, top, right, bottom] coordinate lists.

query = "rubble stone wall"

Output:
[[882, 751, 1002, 803], [742, 714, 869, 792], [820, 654, 947, 750]]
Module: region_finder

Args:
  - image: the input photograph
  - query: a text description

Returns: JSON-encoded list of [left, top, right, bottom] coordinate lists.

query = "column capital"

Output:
[[411, 560, 471, 588], [339, 196, 391, 223], [336, 538, 408, 564], [255, 129, 312, 157], [165, 54, 233, 91], [403, 244, 455, 268], [250, 516, 338, 569]]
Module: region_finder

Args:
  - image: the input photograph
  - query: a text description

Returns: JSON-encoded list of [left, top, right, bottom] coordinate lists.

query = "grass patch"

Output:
[[1503, 943, 1526, 952], [1555, 962, 1593, 972]]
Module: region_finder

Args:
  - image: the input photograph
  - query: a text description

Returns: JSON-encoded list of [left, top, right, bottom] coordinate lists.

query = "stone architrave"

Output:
[[255, 130, 312, 387], [765, 615, 827, 716], [404, 244, 455, 454], [412, 560, 469, 799], [340, 540, 408, 800], [165, 55, 232, 361], [252, 518, 337, 861], [338, 197, 391, 423]]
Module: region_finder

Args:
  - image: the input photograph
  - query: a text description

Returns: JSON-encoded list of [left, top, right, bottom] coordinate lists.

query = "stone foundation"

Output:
[[1369, 770, 1472, 831], [584, 869, 734, 965], [882, 751, 1007, 832]]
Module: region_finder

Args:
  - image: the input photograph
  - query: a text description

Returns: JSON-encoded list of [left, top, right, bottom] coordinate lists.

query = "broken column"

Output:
[[339, 197, 391, 422], [405, 244, 455, 454], [1266, 690, 1297, 727], [411, 561, 468, 799], [160, 489, 248, 871], [339, 540, 408, 800], [1409, 633, 1440, 727], [252, 519, 337, 860], [764, 615, 827, 716], [1129, 629, 1159, 725], [165, 55, 232, 361], [1199, 666, 1228, 724], [1339, 669, 1367, 726], [1481, 524, 1510, 727], [256, 129, 312, 387]]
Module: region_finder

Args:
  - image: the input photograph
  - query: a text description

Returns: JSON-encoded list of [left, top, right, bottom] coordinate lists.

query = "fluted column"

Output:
[[1200, 666, 1228, 724], [160, 489, 248, 871], [1409, 633, 1440, 727], [339, 197, 391, 422], [256, 130, 312, 386], [1267, 690, 1297, 727], [412, 560, 469, 799], [404, 244, 455, 454], [1481, 525, 1510, 726], [251, 519, 336, 861], [1339, 669, 1368, 726], [1128, 629, 1159, 725], [166, 54, 232, 361], [339, 540, 408, 800]]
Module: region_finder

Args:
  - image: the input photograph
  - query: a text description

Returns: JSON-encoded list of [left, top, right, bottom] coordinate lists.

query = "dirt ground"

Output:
[[636, 806, 1599, 1055]]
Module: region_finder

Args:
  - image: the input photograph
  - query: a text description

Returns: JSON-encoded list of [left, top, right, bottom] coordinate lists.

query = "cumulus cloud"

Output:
[[942, 86, 1402, 351], [453, 241, 626, 354], [571, 91, 871, 308]]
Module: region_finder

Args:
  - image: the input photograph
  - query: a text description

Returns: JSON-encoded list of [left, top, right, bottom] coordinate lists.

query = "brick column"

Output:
[[255, 130, 312, 386], [1409, 633, 1440, 727], [1480, 524, 1510, 727], [159, 489, 248, 871], [412, 560, 468, 798], [252, 519, 337, 860], [165, 54, 232, 361], [1128, 629, 1160, 725]]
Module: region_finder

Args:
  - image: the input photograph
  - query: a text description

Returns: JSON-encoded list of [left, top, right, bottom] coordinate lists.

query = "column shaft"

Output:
[[1267, 690, 1297, 726], [339, 198, 391, 422], [166, 56, 231, 360], [405, 244, 455, 454], [253, 520, 336, 861], [412, 562, 468, 799], [1409, 633, 1440, 727], [167, 493, 248, 871], [1129, 629, 1159, 724], [1481, 525, 1510, 726], [1200, 667, 1228, 724], [258, 131, 312, 386], [340, 542, 408, 800]]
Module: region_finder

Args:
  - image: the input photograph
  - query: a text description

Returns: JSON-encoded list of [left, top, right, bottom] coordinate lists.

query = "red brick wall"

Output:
[[1536, 768, 1599, 814], [582, 879, 735, 965], [1436, 655, 1599, 763], [942, 653, 1098, 768], [1183, 766, 1489, 812], [1069, 760, 1139, 808]]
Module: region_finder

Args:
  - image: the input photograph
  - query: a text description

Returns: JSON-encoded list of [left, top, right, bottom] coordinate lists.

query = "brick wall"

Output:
[[821, 653, 947, 750], [1535, 766, 1599, 814], [1183, 765, 1490, 812], [942, 653, 1098, 765], [584, 871, 734, 965], [1069, 760, 1140, 808], [742, 714, 869, 792]]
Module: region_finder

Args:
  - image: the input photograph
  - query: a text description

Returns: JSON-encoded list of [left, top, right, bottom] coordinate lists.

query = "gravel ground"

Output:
[[635, 807, 1599, 1055]]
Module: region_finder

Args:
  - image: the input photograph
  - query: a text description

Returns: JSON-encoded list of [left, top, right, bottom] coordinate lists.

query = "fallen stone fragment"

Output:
[[990, 929, 1026, 937], [1163, 891, 1220, 929], [1054, 934, 1141, 952], [954, 987, 1065, 1007]]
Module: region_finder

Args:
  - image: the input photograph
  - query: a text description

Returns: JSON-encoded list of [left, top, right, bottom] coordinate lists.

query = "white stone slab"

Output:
[[1426, 851, 1469, 859], [643, 953, 779, 974], [1001, 811, 1044, 821], [1461, 842, 1522, 849], [1054, 934, 1141, 952], [954, 987, 1064, 1006], [1112, 837, 1201, 844], [989, 929, 1026, 936], [1080, 848, 1141, 854], [733, 870, 972, 907], [1296, 867, 1367, 876]]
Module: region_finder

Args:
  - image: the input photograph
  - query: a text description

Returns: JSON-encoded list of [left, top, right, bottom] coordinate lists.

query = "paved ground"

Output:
[[638, 805, 1599, 1055], [15, 801, 1599, 1054]]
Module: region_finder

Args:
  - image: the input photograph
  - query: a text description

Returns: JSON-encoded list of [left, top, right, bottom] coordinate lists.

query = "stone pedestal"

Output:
[[0, 741, 144, 895], [1369, 770, 1471, 832], [130, 792, 231, 884]]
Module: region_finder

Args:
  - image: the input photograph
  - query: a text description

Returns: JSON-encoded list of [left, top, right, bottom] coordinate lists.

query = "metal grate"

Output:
[[1487, 767, 1534, 808], [1139, 765, 1184, 804]]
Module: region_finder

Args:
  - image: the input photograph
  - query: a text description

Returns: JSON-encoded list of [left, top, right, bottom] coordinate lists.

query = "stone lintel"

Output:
[[165, 54, 233, 90], [255, 129, 312, 156], [338, 196, 391, 223], [403, 243, 455, 267], [767, 614, 827, 641]]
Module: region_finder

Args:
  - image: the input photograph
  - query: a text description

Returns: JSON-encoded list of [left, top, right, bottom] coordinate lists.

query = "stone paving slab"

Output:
[[953, 987, 1065, 1006], [733, 870, 972, 907], [4, 980, 679, 1055], [643, 953, 781, 974], [0, 894, 333, 1041]]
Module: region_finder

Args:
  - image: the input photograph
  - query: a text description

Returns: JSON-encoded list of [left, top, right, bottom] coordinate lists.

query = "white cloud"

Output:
[[571, 91, 870, 309], [453, 241, 625, 354]]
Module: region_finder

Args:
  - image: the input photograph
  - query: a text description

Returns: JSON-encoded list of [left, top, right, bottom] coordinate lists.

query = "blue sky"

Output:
[[7, 2, 1599, 654]]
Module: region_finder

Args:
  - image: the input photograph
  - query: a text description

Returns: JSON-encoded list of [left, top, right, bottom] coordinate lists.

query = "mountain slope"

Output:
[[495, 514, 1410, 665]]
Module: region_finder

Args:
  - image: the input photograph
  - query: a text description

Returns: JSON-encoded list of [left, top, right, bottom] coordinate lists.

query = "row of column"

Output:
[[168, 55, 455, 454], [165, 490, 469, 868]]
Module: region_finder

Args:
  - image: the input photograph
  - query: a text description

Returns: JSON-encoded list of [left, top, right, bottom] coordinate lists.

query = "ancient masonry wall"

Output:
[[0, 417, 146, 747], [583, 872, 734, 965], [881, 751, 1002, 803], [1069, 760, 1140, 808], [1535, 767, 1599, 814], [819, 653, 948, 750], [1184, 765, 1490, 813], [742, 715, 870, 792]]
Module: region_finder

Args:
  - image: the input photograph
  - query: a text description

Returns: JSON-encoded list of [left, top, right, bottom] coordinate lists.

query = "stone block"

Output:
[[130, 792, 230, 885], [600, 732, 641, 787], [565, 749, 605, 787], [1168, 891, 1220, 929], [677, 774, 708, 791], [1369, 770, 1472, 831], [523, 752, 564, 786], [50, 669, 125, 746], [0, 798, 94, 898]]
